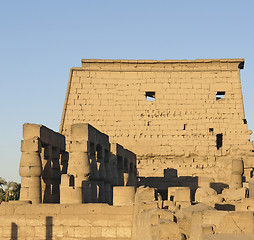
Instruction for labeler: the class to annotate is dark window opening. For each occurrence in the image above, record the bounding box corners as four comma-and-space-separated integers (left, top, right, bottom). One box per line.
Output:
243, 119, 247, 124
238, 62, 244, 69
146, 91, 155, 101
209, 128, 214, 133
216, 134, 223, 150
69, 175, 75, 187
216, 91, 225, 100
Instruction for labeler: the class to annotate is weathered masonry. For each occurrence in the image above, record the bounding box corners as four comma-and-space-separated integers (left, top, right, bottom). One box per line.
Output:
2, 58, 254, 240
60, 59, 254, 187
19, 123, 137, 205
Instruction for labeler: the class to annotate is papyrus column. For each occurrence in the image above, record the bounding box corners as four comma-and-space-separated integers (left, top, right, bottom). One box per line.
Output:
19, 137, 42, 204
230, 159, 244, 190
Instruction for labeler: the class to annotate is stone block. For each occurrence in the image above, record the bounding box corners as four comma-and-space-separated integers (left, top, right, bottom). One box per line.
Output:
60, 204, 88, 215
21, 138, 41, 152
230, 174, 243, 190
19, 226, 35, 238
107, 215, 133, 227
69, 140, 89, 152
101, 205, 134, 215
63, 226, 75, 237
23, 123, 65, 150
168, 187, 191, 202
249, 178, 254, 198
78, 214, 107, 227
217, 212, 254, 235
198, 176, 214, 188
34, 226, 46, 238
136, 186, 155, 201
176, 201, 191, 209
159, 221, 183, 240
102, 227, 117, 238
74, 226, 91, 238
90, 226, 102, 237
116, 226, 132, 238
175, 187, 191, 202
203, 234, 254, 240
27, 205, 61, 215
235, 199, 254, 211
61, 215, 79, 226
222, 187, 247, 202
86, 203, 104, 214
2, 226, 11, 238
60, 186, 82, 204
25, 215, 45, 226
113, 186, 135, 206
195, 187, 222, 203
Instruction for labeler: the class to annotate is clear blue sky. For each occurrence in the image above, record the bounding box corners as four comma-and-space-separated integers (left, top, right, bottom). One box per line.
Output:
1, 1, 254, 182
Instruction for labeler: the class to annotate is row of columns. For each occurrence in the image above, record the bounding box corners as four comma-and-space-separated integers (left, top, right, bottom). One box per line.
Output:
19, 123, 137, 204
19, 124, 66, 204
60, 124, 137, 204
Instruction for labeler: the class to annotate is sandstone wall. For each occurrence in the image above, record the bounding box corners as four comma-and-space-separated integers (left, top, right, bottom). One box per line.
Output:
60, 59, 254, 183
0, 203, 133, 240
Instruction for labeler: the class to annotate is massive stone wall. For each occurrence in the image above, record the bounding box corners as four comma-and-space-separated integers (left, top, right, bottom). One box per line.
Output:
60, 59, 254, 184
0, 203, 133, 240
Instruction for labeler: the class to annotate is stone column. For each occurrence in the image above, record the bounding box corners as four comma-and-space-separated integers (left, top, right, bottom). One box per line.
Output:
60, 174, 82, 204
123, 159, 129, 186
110, 154, 119, 187
104, 150, 112, 204
60, 151, 69, 174
117, 156, 124, 186
19, 137, 42, 204
51, 147, 61, 203
89, 143, 98, 202
41, 145, 53, 203
230, 159, 244, 190
68, 140, 91, 203
127, 163, 136, 186
249, 178, 254, 198
97, 147, 106, 203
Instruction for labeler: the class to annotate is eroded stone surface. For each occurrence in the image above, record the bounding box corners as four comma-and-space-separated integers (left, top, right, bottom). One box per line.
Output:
1, 58, 254, 239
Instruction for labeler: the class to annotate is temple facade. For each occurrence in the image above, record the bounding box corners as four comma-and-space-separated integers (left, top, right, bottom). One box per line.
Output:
60, 59, 254, 188
0, 58, 254, 240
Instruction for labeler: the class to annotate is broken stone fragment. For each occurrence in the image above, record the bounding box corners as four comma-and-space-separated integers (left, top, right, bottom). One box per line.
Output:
195, 187, 222, 205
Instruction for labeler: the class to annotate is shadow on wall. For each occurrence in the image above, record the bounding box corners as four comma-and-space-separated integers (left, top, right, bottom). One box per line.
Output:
11, 216, 53, 240
138, 168, 229, 201
46, 216, 53, 240
11, 223, 17, 240
138, 168, 198, 201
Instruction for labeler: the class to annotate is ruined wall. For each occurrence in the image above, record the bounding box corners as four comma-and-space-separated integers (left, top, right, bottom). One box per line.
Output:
19, 123, 137, 204
60, 59, 254, 184
0, 203, 133, 240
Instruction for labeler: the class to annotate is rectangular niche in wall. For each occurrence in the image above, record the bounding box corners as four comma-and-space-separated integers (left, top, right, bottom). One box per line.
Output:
216, 91, 225, 100
146, 91, 156, 101
216, 134, 223, 150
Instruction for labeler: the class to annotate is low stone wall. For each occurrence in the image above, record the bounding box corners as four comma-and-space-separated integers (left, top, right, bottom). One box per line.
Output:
0, 203, 133, 240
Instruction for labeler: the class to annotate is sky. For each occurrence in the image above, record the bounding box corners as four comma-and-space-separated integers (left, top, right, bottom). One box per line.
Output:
0, 0, 254, 182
